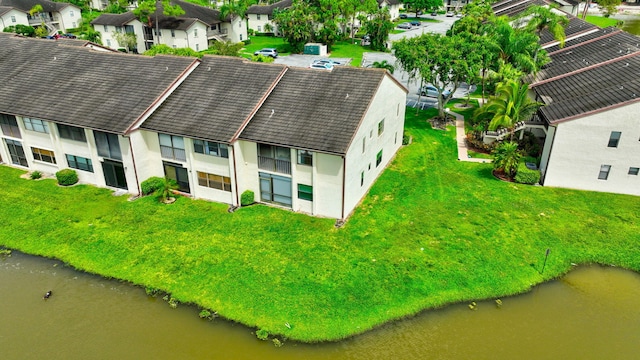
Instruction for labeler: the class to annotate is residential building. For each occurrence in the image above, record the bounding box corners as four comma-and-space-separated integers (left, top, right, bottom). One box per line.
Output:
91, 0, 247, 53
379, 0, 401, 20
0, 0, 81, 34
0, 32, 407, 219
246, 0, 291, 35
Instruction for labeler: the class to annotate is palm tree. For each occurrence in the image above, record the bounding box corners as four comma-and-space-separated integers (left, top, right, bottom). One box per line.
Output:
371, 60, 395, 74
520, 5, 569, 62
474, 80, 541, 140
488, 18, 541, 74
492, 141, 522, 178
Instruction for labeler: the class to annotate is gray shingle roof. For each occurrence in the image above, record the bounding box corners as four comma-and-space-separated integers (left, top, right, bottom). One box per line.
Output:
534, 54, 640, 123
238, 67, 388, 155
0, 5, 16, 15
539, 16, 596, 45
544, 26, 620, 53
90, 12, 138, 26
532, 31, 640, 84
492, 0, 546, 17
0, 35, 197, 134
247, 0, 292, 15
0, 0, 73, 13
141, 57, 286, 143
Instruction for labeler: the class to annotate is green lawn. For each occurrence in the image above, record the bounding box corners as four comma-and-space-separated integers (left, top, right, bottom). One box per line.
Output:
241, 35, 290, 58
1, 108, 639, 343
584, 15, 621, 28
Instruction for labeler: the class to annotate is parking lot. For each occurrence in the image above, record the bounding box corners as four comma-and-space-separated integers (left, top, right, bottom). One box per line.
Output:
272, 12, 464, 110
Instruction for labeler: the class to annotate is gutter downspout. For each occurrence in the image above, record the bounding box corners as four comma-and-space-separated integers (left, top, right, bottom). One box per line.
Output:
127, 136, 141, 195
231, 145, 240, 206
341, 156, 346, 220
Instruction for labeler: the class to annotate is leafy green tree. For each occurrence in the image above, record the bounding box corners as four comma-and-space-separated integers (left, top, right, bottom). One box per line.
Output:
492, 141, 522, 178
337, 0, 377, 41
488, 18, 545, 74
155, 177, 179, 203
371, 60, 394, 74
219, 0, 255, 20
210, 40, 245, 56
4, 24, 36, 37
144, 44, 201, 57
251, 54, 275, 62
519, 5, 568, 62
83, 29, 102, 44
35, 26, 49, 37
272, 0, 315, 53
104, 0, 130, 14
596, 0, 621, 18
133, 0, 185, 45
361, 7, 393, 51
113, 31, 138, 52
473, 80, 541, 140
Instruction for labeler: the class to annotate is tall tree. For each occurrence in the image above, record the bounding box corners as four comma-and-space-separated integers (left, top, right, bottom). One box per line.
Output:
361, 7, 394, 52
133, 0, 185, 45
488, 18, 544, 74
473, 80, 541, 140
520, 5, 568, 62
337, 0, 377, 42
272, 0, 315, 53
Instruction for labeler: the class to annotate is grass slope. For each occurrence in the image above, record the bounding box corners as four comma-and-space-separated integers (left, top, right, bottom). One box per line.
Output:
1, 108, 639, 342
584, 15, 621, 28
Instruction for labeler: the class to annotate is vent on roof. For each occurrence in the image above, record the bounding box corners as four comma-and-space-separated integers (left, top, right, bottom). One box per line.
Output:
269, 109, 274, 118
345, 93, 349, 99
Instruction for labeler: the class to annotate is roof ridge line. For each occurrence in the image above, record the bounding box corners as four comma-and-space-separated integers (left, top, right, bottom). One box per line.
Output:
531, 52, 640, 88
549, 97, 640, 124
546, 28, 621, 55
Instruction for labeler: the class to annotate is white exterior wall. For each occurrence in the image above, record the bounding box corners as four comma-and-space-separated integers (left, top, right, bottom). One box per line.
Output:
1, 9, 29, 30
247, 14, 277, 34
57, 5, 82, 31
542, 103, 640, 196
343, 74, 406, 217
221, 16, 247, 43
130, 130, 236, 203
95, 19, 146, 53
380, 3, 401, 20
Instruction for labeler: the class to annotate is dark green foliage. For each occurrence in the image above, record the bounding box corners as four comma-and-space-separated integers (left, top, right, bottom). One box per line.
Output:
144, 44, 201, 58
155, 177, 179, 202
55, 169, 78, 186
256, 329, 269, 340
514, 163, 541, 184
241, 190, 255, 206
492, 141, 521, 178
141, 176, 165, 195
30, 171, 42, 180
3, 24, 36, 37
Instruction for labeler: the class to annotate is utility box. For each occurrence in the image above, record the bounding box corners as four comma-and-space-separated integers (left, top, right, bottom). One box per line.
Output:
303, 43, 327, 56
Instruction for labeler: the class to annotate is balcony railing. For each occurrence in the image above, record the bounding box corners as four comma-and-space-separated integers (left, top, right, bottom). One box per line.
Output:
258, 156, 291, 175
160, 145, 186, 162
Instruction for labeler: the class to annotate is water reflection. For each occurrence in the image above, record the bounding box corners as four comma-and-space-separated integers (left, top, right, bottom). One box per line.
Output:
1, 252, 639, 359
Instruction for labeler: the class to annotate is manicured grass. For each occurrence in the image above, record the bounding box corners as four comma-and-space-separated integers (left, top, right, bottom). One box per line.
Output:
328, 39, 378, 66
241, 35, 290, 58
1, 108, 639, 343
584, 15, 621, 28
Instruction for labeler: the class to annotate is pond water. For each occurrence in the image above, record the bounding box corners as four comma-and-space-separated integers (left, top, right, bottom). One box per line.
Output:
614, 14, 640, 35
1, 251, 639, 359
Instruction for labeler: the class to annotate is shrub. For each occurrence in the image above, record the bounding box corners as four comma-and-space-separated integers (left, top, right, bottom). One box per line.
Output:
141, 176, 165, 195
55, 169, 78, 186
241, 190, 255, 206
514, 163, 541, 185
30, 170, 42, 180
256, 329, 269, 340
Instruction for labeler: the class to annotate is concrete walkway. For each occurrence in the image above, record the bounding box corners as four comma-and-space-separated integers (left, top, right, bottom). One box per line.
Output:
449, 109, 492, 163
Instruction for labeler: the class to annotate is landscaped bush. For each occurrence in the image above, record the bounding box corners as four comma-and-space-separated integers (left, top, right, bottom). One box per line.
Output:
141, 176, 165, 195
241, 190, 255, 206
55, 169, 78, 186
30, 171, 42, 180
514, 163, 541, 185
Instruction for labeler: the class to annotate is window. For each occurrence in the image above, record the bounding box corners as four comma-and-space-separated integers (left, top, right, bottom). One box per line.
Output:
376, 149, 383, 167
106, 39, 111, 47
11, 15, 16, 23
23, 118, 49, 133
5, 139, 27, 166
194, 29, 198, 38
32, 147, 56, 164
598, 165, 611, 180
116, 26, 124, 33
125, 25, 134, 34
298, 184, 313, 201
70, 10, 74, 17
72, 22, 76, 28
94, 131, 122, 160
239, 21, 242, 28
158, 134, 186, 161
370, 130, 373, 138
57, 124, 86, 142
397, 103, 399, 116
171, 29, 175, 37
197, 171, 231, 191
257, 26, 262, 32
257, 14, 261, 20
104, 25, 108, 32
239, 34, 243, 41
66, 154, 93, 172
360, 171, 364, 186
1, 114, 21, 138
608, 131, 621, 147
196, 44, 200, 51
629, 167, 639, 176
378, 119, 385, 136
193, 140, 228, 158
362, 137, 366, 153
297, 150, 312, 166
211, 24, 217, 30
258, 144, 291, 174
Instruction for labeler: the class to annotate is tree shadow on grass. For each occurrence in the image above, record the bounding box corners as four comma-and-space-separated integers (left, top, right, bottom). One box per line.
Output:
477, 166, 497, 180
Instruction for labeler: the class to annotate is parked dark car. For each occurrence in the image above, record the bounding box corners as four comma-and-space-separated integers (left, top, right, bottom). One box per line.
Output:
254, 48, 278, 58
410, 20, 421, 26
399, 14, 408, 19
397, 22, 412, 29
431, 11, 438, 16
